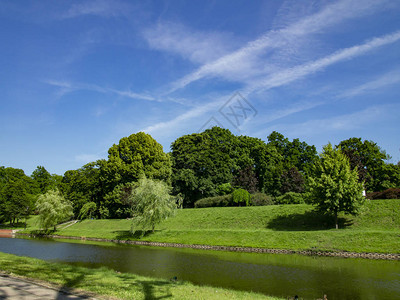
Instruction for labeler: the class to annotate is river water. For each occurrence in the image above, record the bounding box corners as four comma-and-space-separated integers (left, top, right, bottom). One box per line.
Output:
0, 237, 399, 299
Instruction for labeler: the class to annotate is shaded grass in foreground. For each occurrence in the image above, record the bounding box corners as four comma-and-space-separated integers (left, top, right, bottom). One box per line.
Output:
0, 252, 281, 300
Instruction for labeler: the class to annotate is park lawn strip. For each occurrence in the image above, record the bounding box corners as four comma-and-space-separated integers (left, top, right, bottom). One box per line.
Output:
0, 252, 281, 300
23, 200, 400, 254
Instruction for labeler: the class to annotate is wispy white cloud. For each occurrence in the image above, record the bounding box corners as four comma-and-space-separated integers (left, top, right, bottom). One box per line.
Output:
167, 0, 393, 93
143, 22, 237, 64
247, 30, 400, 94
272, 104, 397, 137
142, 29, 400, 138
62, 0, 131, 19
338, 69, 400, 99
45, 80, 156, 102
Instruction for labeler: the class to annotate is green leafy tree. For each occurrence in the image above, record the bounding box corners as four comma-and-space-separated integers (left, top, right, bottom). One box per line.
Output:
267, 131, 317, 173
36, 190, 73, 231
62, 161, 103, 217
308, 144, 364, 229
216, 183, 233, 195
31, 166, 53, 194
232, 188, 251, 206
337, 138, 391, 191
171, 127, 240, 206
0, 167, 36, 226
130, 177, 176, 233
78, 202, 97, 220
172, 127, 284, 205
101, 132, 172, 217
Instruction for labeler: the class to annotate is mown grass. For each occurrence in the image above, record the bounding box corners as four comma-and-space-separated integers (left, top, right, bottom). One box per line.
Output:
0, 252, 281, 300
22, 199, 400, 254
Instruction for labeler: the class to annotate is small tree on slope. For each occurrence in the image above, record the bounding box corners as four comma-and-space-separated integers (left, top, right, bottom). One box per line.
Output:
130, 177, 176, 233
308, 144, 364, 229
36, 190, 73, 231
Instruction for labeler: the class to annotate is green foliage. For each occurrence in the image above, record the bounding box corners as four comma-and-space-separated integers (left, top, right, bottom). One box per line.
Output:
171, 127, 285, 206
62, 161, 104, 218
78, 201, 97, 220
275, 192, 305, 205
31, 166, 57, 194
104, 132, 172, 186
101, 132, 172, 216
232, 188, 251, 206
36, 190, 73, 231
216, 183, 233, 195
267, 131, 318, 173
130, 178, 176, 233
308, 144, 364, 229
194, 194, 232, 208
250, 193, 274, 206
0, 167, 36, 225
337, 137, 391, 191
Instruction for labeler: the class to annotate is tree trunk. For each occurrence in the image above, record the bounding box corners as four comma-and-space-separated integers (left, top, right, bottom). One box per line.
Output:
335, 214, 338, 230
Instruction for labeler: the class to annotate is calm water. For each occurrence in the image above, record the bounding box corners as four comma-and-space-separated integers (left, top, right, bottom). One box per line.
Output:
0, 237, 399, 300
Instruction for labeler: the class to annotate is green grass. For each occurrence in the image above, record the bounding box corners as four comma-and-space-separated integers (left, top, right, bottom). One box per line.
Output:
0, 252, 281, 300
22, 199, 400, 254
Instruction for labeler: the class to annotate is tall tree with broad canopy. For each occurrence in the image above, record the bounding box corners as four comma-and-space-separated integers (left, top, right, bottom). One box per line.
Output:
0, 167, 36, 226
308, 144, 364, 229
36, 190, 73, 231
62, 161, 104, 218
31, 166, 53, 194
267, 131, 318, 173
129, 177, 176, 233
336, 137, 391, 191
101, 132, 172, 217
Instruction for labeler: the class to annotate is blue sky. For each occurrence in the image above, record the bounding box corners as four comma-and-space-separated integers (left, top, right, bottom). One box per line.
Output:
1, 0, 399, 176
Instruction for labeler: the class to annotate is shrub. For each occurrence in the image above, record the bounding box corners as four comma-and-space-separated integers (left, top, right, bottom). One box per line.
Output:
250, 193, 274, 206
216, 183, 233, 195
275, 192, 305, 204
232, 189, 251, 206
194, 194, 232, 208
367, 188, 400, 200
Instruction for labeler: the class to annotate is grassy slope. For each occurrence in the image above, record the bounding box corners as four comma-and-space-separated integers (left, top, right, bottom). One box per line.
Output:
27, 200, 400, 253
0, 252, 280, 300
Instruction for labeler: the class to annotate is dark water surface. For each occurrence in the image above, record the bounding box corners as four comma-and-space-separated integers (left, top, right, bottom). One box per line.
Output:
0, 237, 399, 299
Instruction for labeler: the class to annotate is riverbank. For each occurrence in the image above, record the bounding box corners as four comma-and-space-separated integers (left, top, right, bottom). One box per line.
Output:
0, 252, 282, 300
15, 200, 400, 256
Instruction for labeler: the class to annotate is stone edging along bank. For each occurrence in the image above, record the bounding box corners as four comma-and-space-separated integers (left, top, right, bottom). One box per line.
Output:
17, 233, 400, 261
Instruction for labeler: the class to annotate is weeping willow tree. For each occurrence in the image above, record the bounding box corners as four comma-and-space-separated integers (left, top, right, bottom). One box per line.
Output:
36, 190, 73, 231
129, 177, 176, 233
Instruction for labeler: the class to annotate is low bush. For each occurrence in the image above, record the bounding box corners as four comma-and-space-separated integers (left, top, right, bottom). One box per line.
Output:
194, 194, 232, 208
367, 188, 400, 200
232, 188, 251, 206
275, 192, 305, 204
251, 193, 274, 206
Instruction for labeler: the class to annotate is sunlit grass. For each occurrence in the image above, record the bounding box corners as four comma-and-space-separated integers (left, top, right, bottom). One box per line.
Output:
0, 252, 281, 300
20, 199, 400, 253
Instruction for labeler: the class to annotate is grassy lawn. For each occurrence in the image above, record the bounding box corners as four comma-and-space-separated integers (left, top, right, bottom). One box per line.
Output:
21, 199, 400, 254
0, 252, 281, 300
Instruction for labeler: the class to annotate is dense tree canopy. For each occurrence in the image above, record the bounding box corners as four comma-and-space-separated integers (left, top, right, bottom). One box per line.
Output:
337, 137, 390, 191
308, 144, 364, 229
0, 167, 36, 225
3, 129, 399, 223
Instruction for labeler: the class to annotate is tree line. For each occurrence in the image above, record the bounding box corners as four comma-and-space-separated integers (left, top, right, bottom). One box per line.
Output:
1, 127, 399, 225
